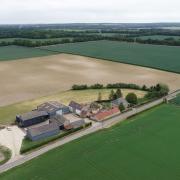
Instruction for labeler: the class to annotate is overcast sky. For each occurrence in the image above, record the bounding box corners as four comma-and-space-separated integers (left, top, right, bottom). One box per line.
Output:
0, 0, 180, 24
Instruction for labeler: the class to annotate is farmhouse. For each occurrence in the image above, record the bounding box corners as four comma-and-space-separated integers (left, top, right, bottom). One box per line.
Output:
91, 107, 120, 121
27, 122, 59, 141
69, 101, 83, 115
111, 98, 129, 109
37, 101, 70, 117
16, 111, 49, 127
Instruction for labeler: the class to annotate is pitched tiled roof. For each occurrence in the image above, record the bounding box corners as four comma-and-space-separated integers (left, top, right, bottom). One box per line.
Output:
92, 107, 120, 121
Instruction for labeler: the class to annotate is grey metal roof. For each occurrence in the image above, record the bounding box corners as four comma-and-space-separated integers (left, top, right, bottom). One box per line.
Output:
27, 122, 59, 137
69, 101, 83, 110
71, 120, 85, 129
37, 101, 68, 114
17, 111, 48, 121
50, 115, 66, 126
112, 98, 129, 107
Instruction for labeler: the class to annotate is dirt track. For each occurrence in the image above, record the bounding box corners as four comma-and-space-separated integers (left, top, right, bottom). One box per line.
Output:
0, 54, 180, 107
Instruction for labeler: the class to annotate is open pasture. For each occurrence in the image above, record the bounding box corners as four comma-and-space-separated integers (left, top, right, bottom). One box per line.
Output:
42, 40, 180, 73
0, 45, 57, 61
1, 104, 180, 180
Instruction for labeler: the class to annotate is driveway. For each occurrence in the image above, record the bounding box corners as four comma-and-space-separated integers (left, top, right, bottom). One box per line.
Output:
0, 126, 25, 158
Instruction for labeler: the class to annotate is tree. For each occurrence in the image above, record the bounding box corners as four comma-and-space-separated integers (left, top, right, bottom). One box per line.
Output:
116, 88, 122, 98
126, 93, 138, 105
142, 85, 147, 91
97, 92, 102, 101
109, 90, 115, 100
119, 103, 125, 112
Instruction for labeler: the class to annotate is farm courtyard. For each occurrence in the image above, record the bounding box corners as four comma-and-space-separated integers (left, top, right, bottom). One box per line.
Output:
1, 103, 180, 180
0, 53, 180, 107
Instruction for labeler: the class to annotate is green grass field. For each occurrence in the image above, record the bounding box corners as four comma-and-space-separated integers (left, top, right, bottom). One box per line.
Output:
0, 45, 57, 61
42, 40, 180, 73
1, 103, 180, 180
137, 35, 180, 40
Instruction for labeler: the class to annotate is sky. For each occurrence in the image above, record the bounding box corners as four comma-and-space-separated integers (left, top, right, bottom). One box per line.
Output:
0, 0, 180, 24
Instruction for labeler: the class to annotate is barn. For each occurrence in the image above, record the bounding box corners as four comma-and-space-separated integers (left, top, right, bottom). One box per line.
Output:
16, 111, 49, 127
37, 101, 70, 117
27, 122, 60, 141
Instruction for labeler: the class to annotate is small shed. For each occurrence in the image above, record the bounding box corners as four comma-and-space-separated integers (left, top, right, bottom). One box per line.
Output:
16, 111, 49, 127
27, 122, 59, 141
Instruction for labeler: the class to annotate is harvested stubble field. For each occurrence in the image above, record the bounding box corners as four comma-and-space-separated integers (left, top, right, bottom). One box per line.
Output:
0, 54, 180, 107
42, 40, 180, 73
1, 104, 180, 180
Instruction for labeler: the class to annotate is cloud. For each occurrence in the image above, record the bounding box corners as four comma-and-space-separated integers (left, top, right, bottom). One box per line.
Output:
0, 0, 180, 24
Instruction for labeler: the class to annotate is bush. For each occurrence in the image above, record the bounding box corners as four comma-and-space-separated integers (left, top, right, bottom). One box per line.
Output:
72, 84, 88, 90
126, 93, 138, 105
90, 83, 104, 89
119, 103, 125, 112
145, 84, 169, 99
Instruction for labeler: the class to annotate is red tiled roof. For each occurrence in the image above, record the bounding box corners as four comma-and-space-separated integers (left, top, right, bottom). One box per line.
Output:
92, 107, 120, 121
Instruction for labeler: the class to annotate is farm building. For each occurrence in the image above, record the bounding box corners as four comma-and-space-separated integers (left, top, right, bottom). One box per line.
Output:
16, 111, 49, 127
27, 122, 60, 141
37, 101, 70, 117
111, 98, 129, 109
69, 101, 84, 115
63, 114, 85, 130
49, 115, 66, 130
91, 107, 120, 121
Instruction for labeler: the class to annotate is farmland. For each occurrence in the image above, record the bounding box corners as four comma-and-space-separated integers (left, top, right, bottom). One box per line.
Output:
42, 40, 180, 73
0, 46, 57, 61
0, 88, 146, 125
0, 54, 180, 107
137, 35, 180, 40
1, 104, 180, 180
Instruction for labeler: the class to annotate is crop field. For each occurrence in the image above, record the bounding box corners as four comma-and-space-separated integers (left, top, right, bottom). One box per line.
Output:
0, 54, 180, 107
0, 46, 57, 61
1, 104, 180, 180
0, 53, 180, 107
137, 35, 180, 40
42, 40, 180, 73
0, 88, 146, 125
